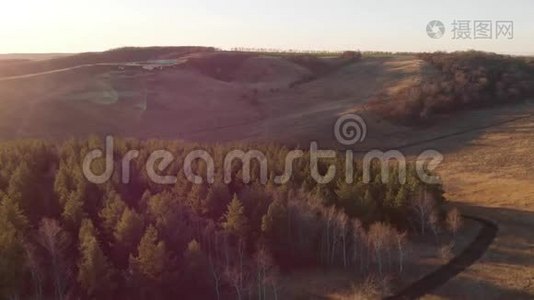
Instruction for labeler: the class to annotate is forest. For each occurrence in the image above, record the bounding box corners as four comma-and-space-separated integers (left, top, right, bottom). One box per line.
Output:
370, 51, 534, 125
0, 137, 453, 299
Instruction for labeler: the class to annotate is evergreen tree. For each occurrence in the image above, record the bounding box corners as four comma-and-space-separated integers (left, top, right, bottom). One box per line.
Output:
112, 206, 144, 270
62, 191, 85, 231
114, 207, 144, 253
129, 225, 169, 282
78, 218, 116, 298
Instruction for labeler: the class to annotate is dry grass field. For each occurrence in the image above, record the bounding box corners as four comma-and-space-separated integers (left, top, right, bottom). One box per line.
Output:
426, 115, 534, 299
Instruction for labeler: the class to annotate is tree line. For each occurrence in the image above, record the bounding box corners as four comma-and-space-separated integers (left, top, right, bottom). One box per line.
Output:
370, 51, 534, 125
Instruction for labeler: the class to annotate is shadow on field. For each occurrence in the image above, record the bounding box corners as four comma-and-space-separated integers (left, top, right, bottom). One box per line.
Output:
387, 202, 534, 299
385, 214, 498, 299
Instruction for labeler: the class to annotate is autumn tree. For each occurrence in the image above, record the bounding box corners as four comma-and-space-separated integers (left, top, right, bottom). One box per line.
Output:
368, 222, 389, 276
222, 194, 249, 239
411, 188, 436, 235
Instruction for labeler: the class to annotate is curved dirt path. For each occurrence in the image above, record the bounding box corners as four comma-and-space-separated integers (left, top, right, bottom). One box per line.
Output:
385, 215, 498, 300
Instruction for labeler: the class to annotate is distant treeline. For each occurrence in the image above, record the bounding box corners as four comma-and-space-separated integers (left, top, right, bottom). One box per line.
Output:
370, 51, 534, 125
231, 47, 416, 58
0, 138, 450, 299
231, 47, 353, 57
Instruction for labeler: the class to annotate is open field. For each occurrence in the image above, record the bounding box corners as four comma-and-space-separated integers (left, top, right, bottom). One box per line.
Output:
0, 53, 72, 62
427, 115, 534, 299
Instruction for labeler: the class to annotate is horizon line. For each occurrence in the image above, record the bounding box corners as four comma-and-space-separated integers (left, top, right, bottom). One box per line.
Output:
0, 46, 533, 57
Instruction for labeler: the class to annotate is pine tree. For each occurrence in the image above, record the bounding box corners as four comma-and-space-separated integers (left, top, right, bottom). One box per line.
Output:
62, 191, 85, 231
129, 225, 169, 281
114, 207, 144, 252
77, 218, 116, 298
222, 194, 248, 239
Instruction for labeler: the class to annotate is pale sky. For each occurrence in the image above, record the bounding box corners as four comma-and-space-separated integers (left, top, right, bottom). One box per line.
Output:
1, 0, 533, 54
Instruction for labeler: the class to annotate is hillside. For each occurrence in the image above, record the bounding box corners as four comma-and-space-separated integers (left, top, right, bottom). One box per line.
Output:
0, 47, 215, 77
0, 49, 404, 142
